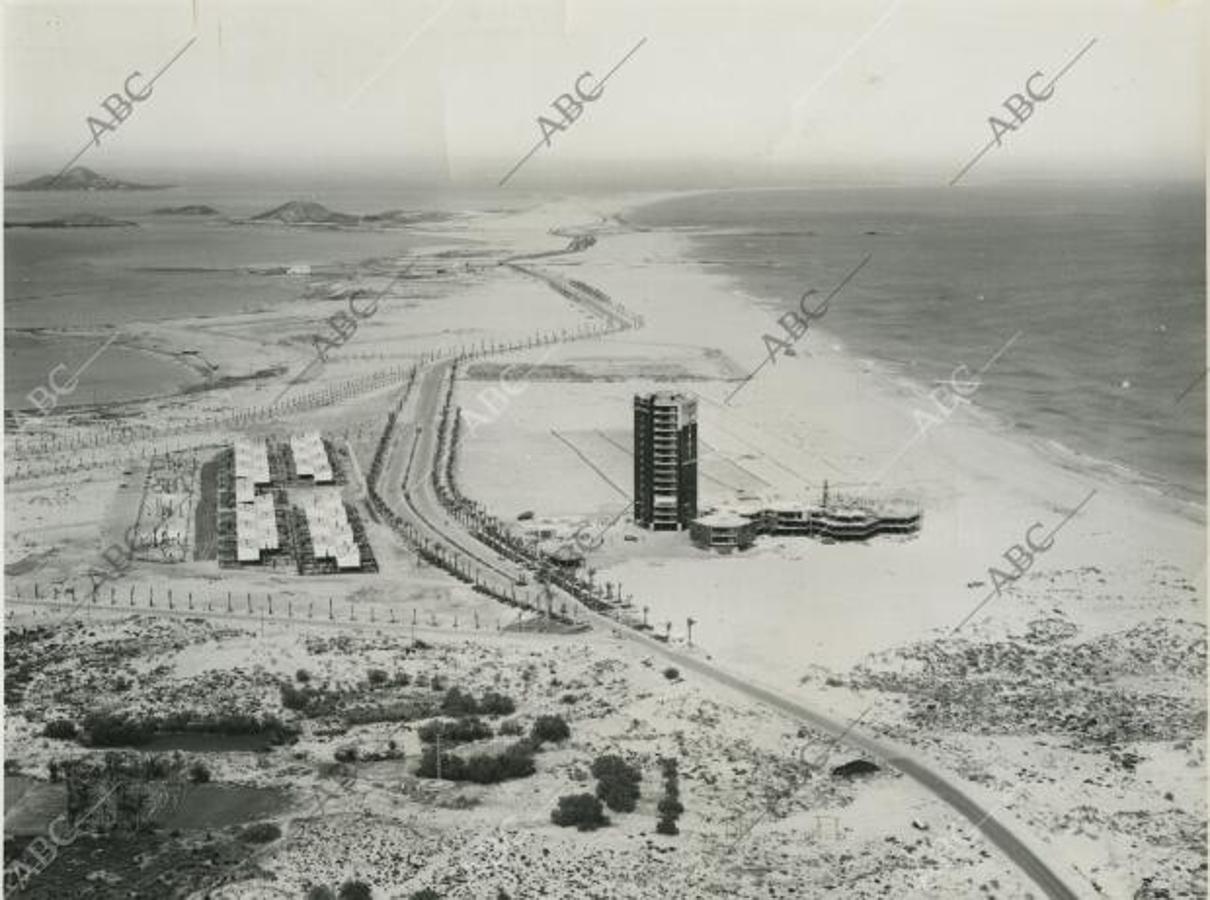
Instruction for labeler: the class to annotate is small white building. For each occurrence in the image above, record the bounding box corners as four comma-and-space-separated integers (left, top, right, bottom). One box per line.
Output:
291, 432, 334, 483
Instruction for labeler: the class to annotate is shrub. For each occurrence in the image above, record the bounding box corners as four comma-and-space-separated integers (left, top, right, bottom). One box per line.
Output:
656, 754, 683, 836
592, 755, 641, 813
296, 668, 312, 683
498, 718, 524, 736
367, 668, 388, 687
307, 887, 336, 900
530, 714, 570, 745
280, 683, 308, 710
240, 821, 282, 844
478, 692, 516, 716
82, 712, 154, 747
551, 793, 609, 831
417, 717, 492, 745
597, 777, 639, 813
655, 817, 679, 836
334, 746, 359, 763
408, 890, 440, 900
657, 796, 684, 818
339, 881, 374, 900
662, 667, 680, 681
439, 687, 479, 716
189, 760, 212, 783
591, 755, 639, 784
417, 741, 535, 784
43, 719, 78, 740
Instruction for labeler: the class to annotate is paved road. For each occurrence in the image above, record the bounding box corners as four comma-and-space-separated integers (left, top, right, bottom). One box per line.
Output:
374, 273, 1084, 900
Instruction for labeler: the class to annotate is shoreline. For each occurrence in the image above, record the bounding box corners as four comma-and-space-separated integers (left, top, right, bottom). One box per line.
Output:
618, 188, 1207, 519
4, 328, 210, 412
456, 197, 1205, 670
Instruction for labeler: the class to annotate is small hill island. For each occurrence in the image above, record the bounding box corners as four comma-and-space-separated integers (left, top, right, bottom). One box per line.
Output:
7, 166, 171, 191
153, 204, 221, 216
5, 213, 139, 229
248, 200, 452, 227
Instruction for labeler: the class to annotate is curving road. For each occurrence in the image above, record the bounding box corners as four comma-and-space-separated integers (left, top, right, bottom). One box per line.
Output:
367, 263, 1085, 900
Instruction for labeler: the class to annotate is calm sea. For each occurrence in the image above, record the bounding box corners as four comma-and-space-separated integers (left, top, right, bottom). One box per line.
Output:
3, 178, 525, 410
630, 184, 1206, 505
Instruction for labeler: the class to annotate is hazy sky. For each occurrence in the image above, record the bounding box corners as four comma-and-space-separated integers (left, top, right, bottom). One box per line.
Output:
3, 0, 1205, 187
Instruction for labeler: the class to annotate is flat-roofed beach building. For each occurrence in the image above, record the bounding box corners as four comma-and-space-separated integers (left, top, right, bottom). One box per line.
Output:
291, 432, 334, 483
690, 494, 922, 552
235, 493, 280, 563
298, 487, 359, 569
689, 511, 757, 551
234, 437, 270, 486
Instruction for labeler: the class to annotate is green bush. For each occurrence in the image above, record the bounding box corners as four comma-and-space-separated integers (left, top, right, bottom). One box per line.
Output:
240, 821, 282, 844
417, 742, 535, 784
343, 699, 433, 727
417, 716, 492, 745
590, 755, 640, 784
657, 796, 684, 818
189, 760, 212, 783
551, 793, 609, 831
498, 718, 524, 736
530, 714, 570, 745
43, 719, 78, 740
655, 817, 679, 836
479, 692, 516, 716
656, 755, 683, 836
296, 668, 312, 683
306, 886, 336, 900
334, 746, 359, 763
367, 668, 388, 687
663, 667, 680, 681
439, 687, 479, 715
339, 880, 374, 900
591, 754, 641, 813
82, 712, 154, 747
597, 778, 639, 813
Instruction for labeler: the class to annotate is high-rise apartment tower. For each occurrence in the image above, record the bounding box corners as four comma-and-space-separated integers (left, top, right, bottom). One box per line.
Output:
633, 392, 698, 530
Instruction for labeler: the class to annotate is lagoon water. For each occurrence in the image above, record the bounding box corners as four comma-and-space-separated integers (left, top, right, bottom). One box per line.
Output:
3, 178, 515, 410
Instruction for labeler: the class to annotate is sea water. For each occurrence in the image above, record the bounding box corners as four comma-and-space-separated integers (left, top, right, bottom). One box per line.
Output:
630, 183, 1206, 505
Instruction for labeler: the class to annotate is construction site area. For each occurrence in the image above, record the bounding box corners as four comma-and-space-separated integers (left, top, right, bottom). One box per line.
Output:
205, 433, 378, 575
